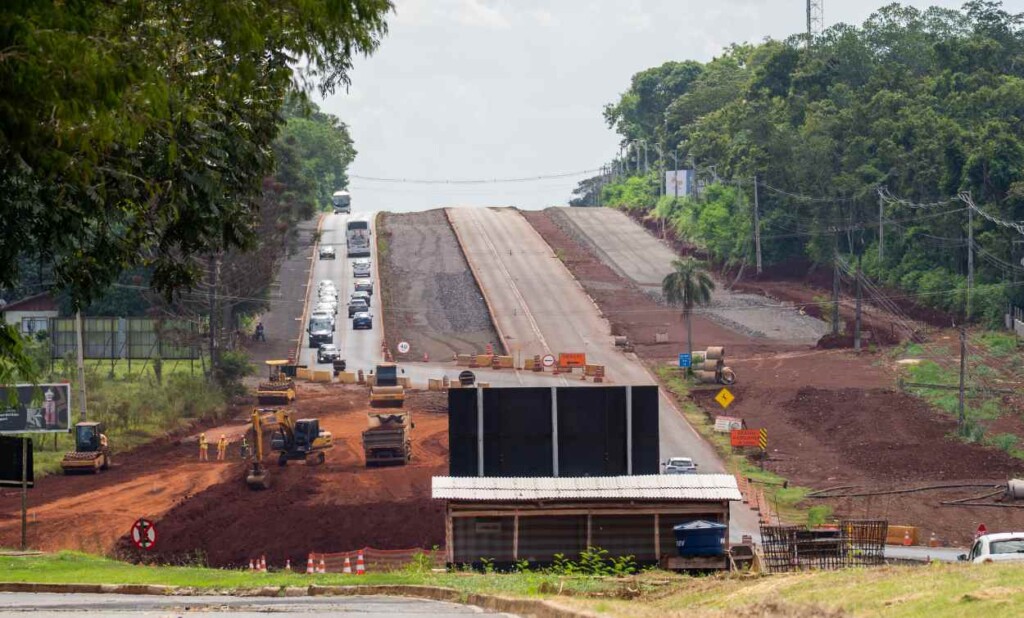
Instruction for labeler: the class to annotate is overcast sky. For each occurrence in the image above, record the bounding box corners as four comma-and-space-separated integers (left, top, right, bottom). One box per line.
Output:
315, 0, 970, 213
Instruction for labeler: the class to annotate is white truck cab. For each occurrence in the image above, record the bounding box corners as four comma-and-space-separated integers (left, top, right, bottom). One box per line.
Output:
960, 533, 1024, 563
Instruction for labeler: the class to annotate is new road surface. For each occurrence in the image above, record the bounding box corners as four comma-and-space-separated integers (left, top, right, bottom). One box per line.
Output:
447, 206, 761, 542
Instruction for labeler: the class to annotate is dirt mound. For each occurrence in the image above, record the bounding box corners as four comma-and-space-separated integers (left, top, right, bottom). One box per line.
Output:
377, 209, 500, 360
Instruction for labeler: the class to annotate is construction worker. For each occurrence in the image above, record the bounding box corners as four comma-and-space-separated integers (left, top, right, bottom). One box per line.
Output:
217, 434, 228, 461
239, 436, 250, 459
198, 432, 208, 461
254, 321, 266, 342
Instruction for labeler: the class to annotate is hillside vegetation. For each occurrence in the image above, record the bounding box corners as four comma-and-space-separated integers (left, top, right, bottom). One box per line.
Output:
584, 1, 1024, 327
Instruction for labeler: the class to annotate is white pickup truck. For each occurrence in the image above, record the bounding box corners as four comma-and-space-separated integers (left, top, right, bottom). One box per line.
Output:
960, 533, 1024, 563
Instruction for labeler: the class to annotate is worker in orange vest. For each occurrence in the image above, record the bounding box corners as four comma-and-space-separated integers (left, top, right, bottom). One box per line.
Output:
217, 434, 228, 461
198, 432, 208, 461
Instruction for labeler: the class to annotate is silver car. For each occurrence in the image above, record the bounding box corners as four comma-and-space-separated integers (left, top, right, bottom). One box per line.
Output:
662, 457, 698, 474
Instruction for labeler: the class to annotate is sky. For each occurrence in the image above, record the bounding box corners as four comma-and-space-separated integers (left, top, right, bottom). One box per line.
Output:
314, 0, 971, 213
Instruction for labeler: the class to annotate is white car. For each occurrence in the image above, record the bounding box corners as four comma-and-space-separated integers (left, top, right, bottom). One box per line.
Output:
314, 302, 337, 316
311, 310, 334, 327
961, 533, 1024, 563
352, 259, 371, 278
662, 457, 698, 474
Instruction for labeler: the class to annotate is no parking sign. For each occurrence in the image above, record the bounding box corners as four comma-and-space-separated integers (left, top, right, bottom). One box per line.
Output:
130, 518, 157, 551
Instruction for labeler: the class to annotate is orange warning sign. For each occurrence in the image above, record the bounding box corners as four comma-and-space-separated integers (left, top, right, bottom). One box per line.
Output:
558, 353, 587, 368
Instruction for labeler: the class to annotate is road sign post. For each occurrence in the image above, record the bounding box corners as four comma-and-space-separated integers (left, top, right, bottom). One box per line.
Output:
397, 341, 410, 355
130, 518, 157, 551
678, 353, 691, 368
715, 388, 735, 409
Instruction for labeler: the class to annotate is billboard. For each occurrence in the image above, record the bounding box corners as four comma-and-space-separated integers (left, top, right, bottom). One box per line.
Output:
0, 383, 72, 433
0, 436, 34, 487
665, 169, 695, 198
448, 386, 659, 477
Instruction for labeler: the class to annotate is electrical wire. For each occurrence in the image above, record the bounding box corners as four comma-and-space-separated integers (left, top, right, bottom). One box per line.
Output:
349, 168, 604, 185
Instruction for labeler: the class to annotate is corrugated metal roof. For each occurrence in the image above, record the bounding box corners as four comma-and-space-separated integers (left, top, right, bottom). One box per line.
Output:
431, 475, 741, 502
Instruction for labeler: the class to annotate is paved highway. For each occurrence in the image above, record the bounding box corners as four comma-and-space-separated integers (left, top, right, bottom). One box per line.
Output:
447, 207, 760, 541
0, 593, 511, 616
300, 212, 384, 374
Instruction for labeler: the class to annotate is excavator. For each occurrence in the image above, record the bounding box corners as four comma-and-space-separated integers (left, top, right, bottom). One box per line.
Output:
246, 408, 334, 490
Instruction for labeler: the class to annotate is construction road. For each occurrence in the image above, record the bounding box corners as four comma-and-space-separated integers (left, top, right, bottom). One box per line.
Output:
447, 207, 760, 541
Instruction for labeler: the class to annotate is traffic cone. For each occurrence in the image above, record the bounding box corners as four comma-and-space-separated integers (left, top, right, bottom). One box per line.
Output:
356, 552, 365, 575
424, 352, 429, 362
260, 555, 267, 572
306, 555, 315, 574
285, 559, 291, 571
902, 529, 912, 546
928, 532, 940, 548
248, 559, 255, 571
318, 558, 326, 574
343, 557, 352, 574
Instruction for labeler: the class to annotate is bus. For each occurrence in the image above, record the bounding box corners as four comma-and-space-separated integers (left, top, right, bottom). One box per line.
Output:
346, 217, 371, 257
332, 190, 351, 214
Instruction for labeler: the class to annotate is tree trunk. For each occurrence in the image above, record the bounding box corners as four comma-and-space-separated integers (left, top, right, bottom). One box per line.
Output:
685, 308, 693, 374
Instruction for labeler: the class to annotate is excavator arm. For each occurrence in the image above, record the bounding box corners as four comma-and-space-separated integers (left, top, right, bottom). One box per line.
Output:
246, 409, 270, 490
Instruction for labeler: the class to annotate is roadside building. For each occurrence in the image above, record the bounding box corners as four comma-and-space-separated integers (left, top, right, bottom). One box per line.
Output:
0, 293, 59, 335
432, 474, 741, 568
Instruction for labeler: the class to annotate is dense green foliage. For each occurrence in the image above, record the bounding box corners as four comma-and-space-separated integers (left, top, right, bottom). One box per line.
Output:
591, 1, 1024, 324
0, 0, 390, 381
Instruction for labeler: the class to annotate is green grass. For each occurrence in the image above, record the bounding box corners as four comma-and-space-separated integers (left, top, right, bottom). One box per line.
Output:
974, 332, 1020, 357
655, 366, 829, 526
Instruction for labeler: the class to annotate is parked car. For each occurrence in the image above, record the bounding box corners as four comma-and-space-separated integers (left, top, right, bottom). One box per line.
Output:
352, 259, 372, 278
354, 280, 374, 296
960, 533, 1024, 563
317, 343, 342, 364
352, 312, 373, 330
348, 297, 370, 318
662, 457, 698, 474
319, 245, 336, 260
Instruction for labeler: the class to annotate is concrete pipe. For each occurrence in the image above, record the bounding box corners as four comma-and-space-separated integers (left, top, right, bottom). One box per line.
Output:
695, 370, 719, 383
1008, 479, 1024, 500
705, 346, 726, 360
719, 367, 737, 385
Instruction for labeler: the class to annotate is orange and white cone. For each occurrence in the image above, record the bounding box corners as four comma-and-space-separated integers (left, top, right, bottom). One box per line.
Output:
343, 557, 352, 574
306, 555, 315, 574
356, 552, 365, 575
285, 559, 291, 571
318, 558, 326, 574
248, 559, 255, 571
260, 556, 267, 572
902, 530, 912, 546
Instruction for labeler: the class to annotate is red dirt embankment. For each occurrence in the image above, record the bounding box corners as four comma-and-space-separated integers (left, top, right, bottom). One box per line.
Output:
526, 208, 1024, 546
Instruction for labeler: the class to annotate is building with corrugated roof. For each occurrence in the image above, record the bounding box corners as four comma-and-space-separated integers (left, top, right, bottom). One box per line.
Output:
432, 474, 741, 568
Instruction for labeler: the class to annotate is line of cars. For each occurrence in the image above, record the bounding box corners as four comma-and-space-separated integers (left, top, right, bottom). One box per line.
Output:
307, 254, 376, 366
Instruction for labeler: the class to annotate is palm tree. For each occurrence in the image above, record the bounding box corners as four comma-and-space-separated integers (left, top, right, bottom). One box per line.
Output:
662, 258, 716, 369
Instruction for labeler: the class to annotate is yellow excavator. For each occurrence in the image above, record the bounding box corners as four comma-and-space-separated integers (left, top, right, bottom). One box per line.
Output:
256, 360, 295, 405
246, 408, 334, 490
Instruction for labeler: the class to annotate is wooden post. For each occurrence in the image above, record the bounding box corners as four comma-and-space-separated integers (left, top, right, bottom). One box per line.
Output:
653, 513, 660, 561
21, 437, 28, 551
445, 505, 454, 564
513, 513, 520, 562
626, 386, 633, 475
551, 387, 559, 477
586, 513, 593, 550
831, 244, 841, 336
476, 387, 484, 476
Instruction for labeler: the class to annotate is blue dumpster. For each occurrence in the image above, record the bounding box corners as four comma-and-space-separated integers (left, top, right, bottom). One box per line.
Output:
673, 520, 726, 557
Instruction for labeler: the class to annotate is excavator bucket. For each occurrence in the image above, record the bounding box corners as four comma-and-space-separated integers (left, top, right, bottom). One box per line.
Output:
246, 466, 270, 490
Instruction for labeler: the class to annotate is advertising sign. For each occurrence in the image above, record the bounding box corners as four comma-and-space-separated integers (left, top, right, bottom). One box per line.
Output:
0, 436, 34, 488
0, 383, 72, 433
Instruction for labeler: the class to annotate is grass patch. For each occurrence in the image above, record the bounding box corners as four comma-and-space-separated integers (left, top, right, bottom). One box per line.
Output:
974, 332, 1020, 357
654, 365, 827, 526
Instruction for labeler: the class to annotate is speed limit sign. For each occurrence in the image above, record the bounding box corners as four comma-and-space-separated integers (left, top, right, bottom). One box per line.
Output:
130, 518, 157, 551
397, 341, 410, 354
542, 354, 556, 368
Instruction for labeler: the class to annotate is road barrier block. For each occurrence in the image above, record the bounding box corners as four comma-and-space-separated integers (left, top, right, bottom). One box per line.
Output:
399, 377, 411, 388
311, 370, 333, 383
522, 358, 536, 371
584, 364, 603, 377
295, 367, 313, 381
475, 354, 493, 367
336, 371, 357, 384
428, 379, 442, 391
494, 356, 514, 369
456, 354, 473, 367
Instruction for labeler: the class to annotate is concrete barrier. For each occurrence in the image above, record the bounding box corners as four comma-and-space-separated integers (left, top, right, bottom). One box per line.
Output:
295, 367, 313, 381
522, 358, 536, 371
336, 371, 357, 384
456, 354, 473, 367
428, 379, 443, 391
311, 370, 333, 383
493, 356, 514, 369
475, 354, 493, 367
399, 377, 411, 388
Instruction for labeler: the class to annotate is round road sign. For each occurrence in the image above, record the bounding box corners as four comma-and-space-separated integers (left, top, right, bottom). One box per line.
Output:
130, 518, 157, 551
542, 354, 556, 368
397, 341, 410, 354
458, 370, 476, 386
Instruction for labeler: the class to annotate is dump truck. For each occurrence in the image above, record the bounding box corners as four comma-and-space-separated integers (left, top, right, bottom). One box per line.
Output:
369, 362, 405, 407
362, 412, 412, 466
256, 360, 296, 405
61, 422, 111, 474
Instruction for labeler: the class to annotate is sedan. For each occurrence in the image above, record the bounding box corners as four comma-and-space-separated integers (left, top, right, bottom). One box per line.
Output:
319, 246, 336, 260
317, 344, 341, 364
662, 457, 698, 474
348, 297, 369, 318
354, 281, 373, 296
352, 312, 373, 330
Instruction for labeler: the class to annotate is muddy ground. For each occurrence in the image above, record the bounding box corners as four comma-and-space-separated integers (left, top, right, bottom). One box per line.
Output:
1, 386, 447, 567
525, 208, 1024, 546
378, 210, 500, 361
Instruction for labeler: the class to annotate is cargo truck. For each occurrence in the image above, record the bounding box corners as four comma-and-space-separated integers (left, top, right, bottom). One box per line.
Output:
362, 412, 412, 466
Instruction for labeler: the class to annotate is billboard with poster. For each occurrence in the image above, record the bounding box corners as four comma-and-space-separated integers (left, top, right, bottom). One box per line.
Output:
0, 384, 72, 433
665, 169, 695, 198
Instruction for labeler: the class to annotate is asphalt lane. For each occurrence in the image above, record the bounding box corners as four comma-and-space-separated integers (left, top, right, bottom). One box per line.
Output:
0, 593, 511, 616
301, 212, 384, 375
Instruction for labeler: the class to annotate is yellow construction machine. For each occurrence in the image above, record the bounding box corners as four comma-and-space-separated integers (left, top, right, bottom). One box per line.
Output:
245, 408, 334, 490
60, 422, 111, 474
369, 362, 405, 408
256, 360, 295, 405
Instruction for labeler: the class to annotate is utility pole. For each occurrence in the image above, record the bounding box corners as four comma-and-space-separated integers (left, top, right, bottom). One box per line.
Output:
958, 326, 967, 433
854, 255, 863, 352
753, 175, 763, 275
967, 205, 974, 319
878, 194, 884, 263
75, 310, 87, 422
832, 237, 840, 337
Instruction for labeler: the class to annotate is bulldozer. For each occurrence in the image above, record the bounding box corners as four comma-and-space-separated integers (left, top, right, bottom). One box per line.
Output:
369, 362, 405, 408
60, 422, 111, 474
256, 359, 296, 405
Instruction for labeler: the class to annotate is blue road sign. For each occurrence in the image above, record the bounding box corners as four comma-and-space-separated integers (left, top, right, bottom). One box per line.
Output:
679, 353, 691, 368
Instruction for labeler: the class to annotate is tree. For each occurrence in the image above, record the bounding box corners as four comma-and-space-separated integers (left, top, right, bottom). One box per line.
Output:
662, 258, 716, 366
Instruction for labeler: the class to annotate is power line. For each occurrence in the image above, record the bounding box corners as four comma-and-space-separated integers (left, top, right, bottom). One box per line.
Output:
349, 168, 604, 185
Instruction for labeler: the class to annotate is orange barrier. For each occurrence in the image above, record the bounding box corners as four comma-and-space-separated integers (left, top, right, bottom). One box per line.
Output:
309, 547, 445, 573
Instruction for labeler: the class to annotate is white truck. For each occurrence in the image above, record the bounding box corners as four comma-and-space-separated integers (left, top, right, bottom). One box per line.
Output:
346, 218, 371, 257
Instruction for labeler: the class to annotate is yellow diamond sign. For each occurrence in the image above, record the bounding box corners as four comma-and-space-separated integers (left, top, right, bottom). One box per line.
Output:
714, 388, 735, 409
